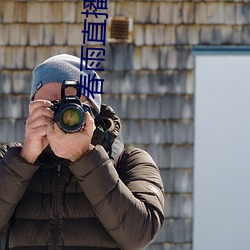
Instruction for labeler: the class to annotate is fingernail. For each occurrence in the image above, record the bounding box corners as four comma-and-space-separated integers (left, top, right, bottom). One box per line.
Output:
44, 100, 51, 105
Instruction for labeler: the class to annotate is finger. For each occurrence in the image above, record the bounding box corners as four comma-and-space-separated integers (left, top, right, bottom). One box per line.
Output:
25, 125, 48, 139
29, 100, 52, 114
83, 112, 95, 135
26, 115, 54, 130
28, 106, 54, 124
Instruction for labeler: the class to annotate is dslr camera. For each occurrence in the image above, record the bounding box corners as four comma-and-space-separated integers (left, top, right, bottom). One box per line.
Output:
50, 80, 92, 133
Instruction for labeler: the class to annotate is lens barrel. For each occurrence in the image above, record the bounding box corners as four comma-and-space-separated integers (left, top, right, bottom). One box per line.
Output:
55, 103, 85, 133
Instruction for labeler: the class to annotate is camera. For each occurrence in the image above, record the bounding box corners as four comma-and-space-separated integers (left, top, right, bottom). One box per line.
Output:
50, 80, 92, 133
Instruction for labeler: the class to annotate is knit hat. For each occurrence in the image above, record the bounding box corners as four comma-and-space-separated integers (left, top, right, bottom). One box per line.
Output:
30, 54, 102, 113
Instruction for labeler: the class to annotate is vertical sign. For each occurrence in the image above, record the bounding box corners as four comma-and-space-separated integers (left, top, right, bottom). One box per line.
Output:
79, 0, 108, 99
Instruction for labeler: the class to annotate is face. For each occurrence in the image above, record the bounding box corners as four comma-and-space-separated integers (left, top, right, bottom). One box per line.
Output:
34, 82, 88, 103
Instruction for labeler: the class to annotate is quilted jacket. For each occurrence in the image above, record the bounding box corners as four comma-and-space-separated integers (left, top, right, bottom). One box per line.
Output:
0, 105, 164, 250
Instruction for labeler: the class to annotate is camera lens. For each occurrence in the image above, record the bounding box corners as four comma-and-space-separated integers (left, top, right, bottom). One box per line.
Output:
55, 104, 85, 133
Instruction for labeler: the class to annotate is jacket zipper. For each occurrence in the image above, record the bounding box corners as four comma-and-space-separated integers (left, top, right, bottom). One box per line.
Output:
52, 161, 62, 250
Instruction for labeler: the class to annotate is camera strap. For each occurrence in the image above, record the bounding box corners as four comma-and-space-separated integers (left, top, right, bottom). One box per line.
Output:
93, 111, 113, 160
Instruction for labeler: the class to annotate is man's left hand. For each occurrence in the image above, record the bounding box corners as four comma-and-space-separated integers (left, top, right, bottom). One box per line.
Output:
46, 112, 95, 162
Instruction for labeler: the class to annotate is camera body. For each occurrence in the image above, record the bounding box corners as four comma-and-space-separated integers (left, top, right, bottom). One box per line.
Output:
50, 80, 92, 133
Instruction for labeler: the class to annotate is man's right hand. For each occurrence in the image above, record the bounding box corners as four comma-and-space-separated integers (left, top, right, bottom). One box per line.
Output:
20, 100, 54, 164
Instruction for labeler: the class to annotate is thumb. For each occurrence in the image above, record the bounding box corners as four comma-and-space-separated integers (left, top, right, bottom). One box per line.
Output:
83, 112, 95, 136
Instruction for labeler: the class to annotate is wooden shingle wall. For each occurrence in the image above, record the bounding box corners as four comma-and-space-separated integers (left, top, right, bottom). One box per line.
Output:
0, 1, 250, 249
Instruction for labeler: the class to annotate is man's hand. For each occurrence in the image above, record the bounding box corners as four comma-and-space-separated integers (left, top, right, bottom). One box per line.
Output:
21, 100, 54, 164
46, 112, 95, 162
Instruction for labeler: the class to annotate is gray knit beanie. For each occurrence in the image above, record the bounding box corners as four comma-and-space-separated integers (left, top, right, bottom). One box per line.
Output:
30, 54, 102, 113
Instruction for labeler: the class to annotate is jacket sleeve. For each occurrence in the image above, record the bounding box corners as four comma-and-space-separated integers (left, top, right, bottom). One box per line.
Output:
0, 143, 39, 235
69, 145, 164, 250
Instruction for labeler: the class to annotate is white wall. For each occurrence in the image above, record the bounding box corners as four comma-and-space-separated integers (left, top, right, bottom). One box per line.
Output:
194, 54, 250, 250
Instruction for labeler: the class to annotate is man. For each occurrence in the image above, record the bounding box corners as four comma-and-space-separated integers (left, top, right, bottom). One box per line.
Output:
0, 54, 164, 250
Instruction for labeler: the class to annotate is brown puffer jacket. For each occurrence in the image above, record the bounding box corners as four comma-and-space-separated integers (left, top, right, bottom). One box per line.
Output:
0, 105, 164, 250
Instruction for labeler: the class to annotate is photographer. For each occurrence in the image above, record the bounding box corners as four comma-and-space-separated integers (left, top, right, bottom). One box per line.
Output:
0, 54, 164, 250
